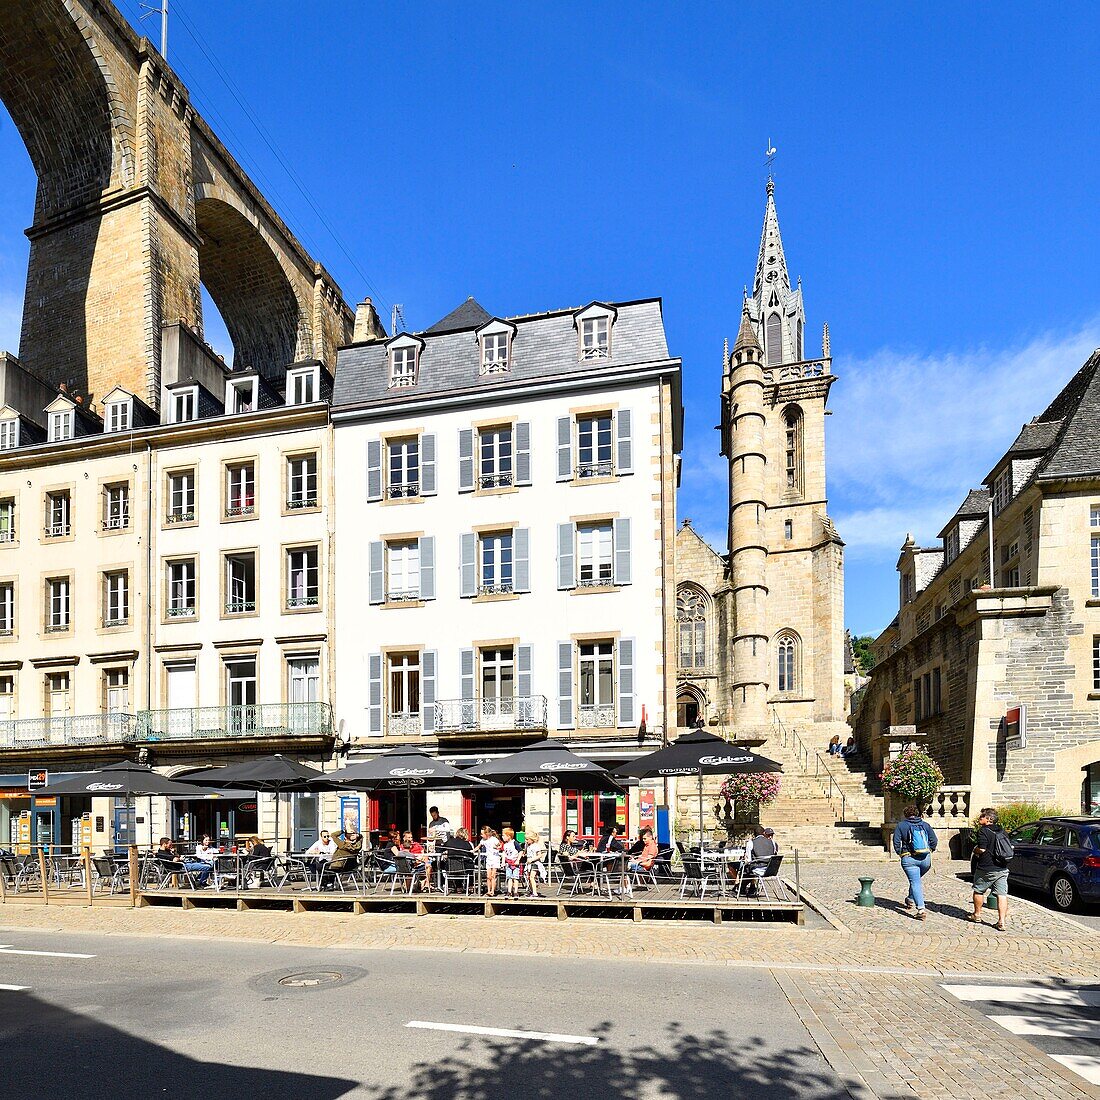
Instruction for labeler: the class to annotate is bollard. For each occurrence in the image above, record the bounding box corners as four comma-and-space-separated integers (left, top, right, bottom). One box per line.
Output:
984, 893, 999, 911
38, 847, 49, 906
857, 875, 875, 907
128, 844, 139, 908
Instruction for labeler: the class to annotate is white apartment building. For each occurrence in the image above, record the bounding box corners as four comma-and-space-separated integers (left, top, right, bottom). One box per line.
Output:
332, 298, 682, 845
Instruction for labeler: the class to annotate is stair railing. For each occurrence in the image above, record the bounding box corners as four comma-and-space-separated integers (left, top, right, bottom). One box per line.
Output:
770, 708, 847, 823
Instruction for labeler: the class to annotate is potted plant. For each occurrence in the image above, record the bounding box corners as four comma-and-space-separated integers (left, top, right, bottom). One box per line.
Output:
879, 745, 944, 811
715, 772, 782, 841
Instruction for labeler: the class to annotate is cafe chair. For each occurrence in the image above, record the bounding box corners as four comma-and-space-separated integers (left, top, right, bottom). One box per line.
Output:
678, 854, 711, 899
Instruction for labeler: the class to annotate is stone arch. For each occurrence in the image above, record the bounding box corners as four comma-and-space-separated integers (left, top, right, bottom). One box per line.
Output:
676, 682, 707, 729
871, 697, 893, 769
676, 582, 711, 671
194, 194, 305, 378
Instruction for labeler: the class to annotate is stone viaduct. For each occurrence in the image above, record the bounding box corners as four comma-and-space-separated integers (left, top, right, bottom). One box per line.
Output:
0, 0, 353, 407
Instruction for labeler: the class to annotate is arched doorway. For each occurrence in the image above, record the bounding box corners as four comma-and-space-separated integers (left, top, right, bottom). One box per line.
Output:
676, 684, 706, 729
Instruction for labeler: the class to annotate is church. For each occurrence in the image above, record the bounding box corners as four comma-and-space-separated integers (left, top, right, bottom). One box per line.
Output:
676, 180, 847, 744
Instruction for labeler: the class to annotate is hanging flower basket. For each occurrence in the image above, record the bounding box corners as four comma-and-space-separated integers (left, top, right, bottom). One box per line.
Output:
719, 772, 781, 807
879, 745, 944, 805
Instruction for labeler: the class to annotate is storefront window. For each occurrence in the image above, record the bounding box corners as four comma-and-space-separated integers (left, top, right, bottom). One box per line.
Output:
563, 789, 627, 842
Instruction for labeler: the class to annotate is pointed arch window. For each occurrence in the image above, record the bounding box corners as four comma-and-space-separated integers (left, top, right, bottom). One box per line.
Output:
776, 631, 800, 694
796, 317, 804, 361
676, 586, 708, 670
766, 313, 783, 366
783, 405, 804, 496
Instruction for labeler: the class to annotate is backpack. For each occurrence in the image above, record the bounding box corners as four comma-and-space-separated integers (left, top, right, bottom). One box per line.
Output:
906, 821, 931, 858
989, 828, 1014, 868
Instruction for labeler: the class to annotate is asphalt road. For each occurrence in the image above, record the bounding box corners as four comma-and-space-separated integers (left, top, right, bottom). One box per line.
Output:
1009, 883, 1100, 932
0, 929, 851, 1099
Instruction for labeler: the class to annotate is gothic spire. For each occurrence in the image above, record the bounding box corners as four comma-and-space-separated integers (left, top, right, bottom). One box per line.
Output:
752, 178, 790, 299
733, 304, 760, 353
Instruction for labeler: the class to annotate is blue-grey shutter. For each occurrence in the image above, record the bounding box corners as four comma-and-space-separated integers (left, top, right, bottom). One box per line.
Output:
616, 409, 633, 475
613, 517, 632, 586
418, 536, 435, 600
556, 417, 572, 481
514, 527, 530, 593
421, 433, 437, 495
367, 439, 382, 502
515, 421, 531, 486
557, 522, 575, 590
557, 642, 574, 729
517, 644, 533, 698
618, 637, 635, 727
367, 653, 383, 735
460, 648, 476, 729
422, 650, 437, 733
460, 532, 476, 597
459, 429, 475, 492
368, 540, 385, 604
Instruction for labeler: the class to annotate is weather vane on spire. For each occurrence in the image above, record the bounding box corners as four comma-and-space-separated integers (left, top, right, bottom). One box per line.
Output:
764, 138, 777, 191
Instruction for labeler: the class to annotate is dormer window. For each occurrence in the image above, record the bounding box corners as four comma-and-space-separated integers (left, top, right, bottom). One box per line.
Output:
992, 468, 1011, 515
105, 399, 131, 433
945, 526, 960, 563
287, 365, 320, 406
481, 332, 509, 373
0, 419, 18, 450
48, 409, 73, 442
171, 387, 197, 424
574, 303, 617, 362
227, 377, 257, 414
390, 346, 418, 388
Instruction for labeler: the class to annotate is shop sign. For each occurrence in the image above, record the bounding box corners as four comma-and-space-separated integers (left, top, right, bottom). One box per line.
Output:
1004, 704, 1026, 751
27, 769, 48, 791
238, 801, 258, 812
639, 788, 656, 830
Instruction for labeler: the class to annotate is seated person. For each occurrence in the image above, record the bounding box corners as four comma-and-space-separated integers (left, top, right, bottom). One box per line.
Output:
244, 835, 272, 860
557, 830, 585, 862
442, 827, 474, 857
400, 830, 432, 887
318, 828, 363, 889
595, 826, 624, 854
628, 827, 658, 879
194, 835, 218, 865
827, 734, 843, 756
841, 736, 858, 758
303, 830, 337, 875
740, 827, 779, 892
157, 837, 211, 887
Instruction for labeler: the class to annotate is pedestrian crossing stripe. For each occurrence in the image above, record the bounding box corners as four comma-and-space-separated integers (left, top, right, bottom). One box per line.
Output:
941, 984, 1100, 1008
988, 1014, 1100, 1041
1050, 1056, 1100, 1087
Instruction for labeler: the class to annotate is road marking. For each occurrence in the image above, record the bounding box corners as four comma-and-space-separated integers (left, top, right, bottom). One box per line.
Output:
941, 984, 1100, 1007
1050, 1056, 1100, 1086
0, 946, 95, 959
407, 1021, 598, 1046
989, 1014, 1100, 1040
0, 984, 29, 991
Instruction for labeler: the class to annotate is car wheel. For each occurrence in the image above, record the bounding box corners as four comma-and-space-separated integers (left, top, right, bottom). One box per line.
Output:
1050, 873, 1078, 912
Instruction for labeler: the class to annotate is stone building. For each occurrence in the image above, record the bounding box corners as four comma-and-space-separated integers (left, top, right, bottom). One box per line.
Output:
851, 350, 1100, 821
675, 181, 847, 745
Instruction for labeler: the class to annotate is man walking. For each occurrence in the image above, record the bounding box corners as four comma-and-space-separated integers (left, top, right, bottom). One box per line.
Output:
970, 807, 1010, 931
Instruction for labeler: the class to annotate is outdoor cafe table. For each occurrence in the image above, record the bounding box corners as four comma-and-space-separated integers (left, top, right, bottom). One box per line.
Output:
697, 848, 745, 895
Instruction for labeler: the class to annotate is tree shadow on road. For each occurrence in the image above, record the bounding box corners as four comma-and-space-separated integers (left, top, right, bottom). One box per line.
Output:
365, 1021, 862, 1100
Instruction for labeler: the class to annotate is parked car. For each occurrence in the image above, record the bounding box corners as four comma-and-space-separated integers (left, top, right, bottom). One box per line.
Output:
1007, 817, 1100, 911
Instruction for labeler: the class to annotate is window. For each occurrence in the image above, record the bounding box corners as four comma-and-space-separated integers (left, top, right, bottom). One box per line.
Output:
578, 641, 615, 727
167, 470, 196, 523
105, 400, 130, 433
577, 522, 613, 586
171, 387, 196, 424
766, 313, 783, 366
46, 577, 70, 631
479, 427, 513, 489
390, 345, 418, 388
287, 366, 318, 405
1093, 636, 1099, 692
563, 789, 627, 844
479, 532, 514, 594
48, 410, 73, 442
287, 453, 319, 509
0, 675, 13, 723
104, 571, 129, 627
286, 546, 320, 608
226, 657, 258, 733
784, 518, 793, 540
580, 316, 610, 360
226, 462, 256, 517
915, 668, 943, 720
902, 572, 914, 605
577, 415, 613, 478
992, 468, 1011, 515
227, 378, 256, 414
0, 582, 13, 635
45, 491, 71, 538
103, 483, 129, 530
481, 332, 510, 374
224, 552, 257, 614
0, 498, 15, 543
796, 317, 804, 361
0, 419, 19, 450
388, 652, 421, 734
776, 633, 798, 693
481, 646, 515, 703
167, 559, 196, 618
784, 406, 804, 495
1091, 506, 1100, 599
945, 526, 960, 563
288, 657, 320, 705
105, 668, 129, 713
386, 540, 421, 600
677, 587, 707, 669
45, 671, 70, 718
387, 438, 419, 498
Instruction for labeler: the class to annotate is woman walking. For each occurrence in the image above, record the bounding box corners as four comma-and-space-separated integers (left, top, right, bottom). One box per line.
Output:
892, 803, 937, 920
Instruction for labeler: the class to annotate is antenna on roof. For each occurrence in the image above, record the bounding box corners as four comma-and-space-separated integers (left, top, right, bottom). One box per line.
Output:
391, 304, 405, 335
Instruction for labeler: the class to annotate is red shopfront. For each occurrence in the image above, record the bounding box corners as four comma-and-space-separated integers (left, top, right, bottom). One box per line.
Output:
562, 788, 628, 843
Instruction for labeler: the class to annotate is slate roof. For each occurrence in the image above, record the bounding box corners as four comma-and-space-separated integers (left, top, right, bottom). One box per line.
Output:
1036, 350, 1100, 481
1006, 419, 1062, 455
937, 488, 989, 538
424, 298, 493, 335
333, 298, 673, 410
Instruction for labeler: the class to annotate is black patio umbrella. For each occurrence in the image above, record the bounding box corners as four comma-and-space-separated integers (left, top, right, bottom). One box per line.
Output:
176, 754, 335, 852
36, 761, 222, 848
466, 739, 622, 843
315, 745, 491, 832
612, 730, 782, 846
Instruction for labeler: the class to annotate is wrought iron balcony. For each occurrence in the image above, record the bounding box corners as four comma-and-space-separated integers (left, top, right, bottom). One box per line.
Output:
139, 702, 333, 742
385, 590, 421, 603
286, 496, 319, 510
386, 482, 420, 499
0, 527, 14, 543
478, 472, 513, 489
286, 594, 320, 609
387, 711, 422, 737
102, 513, 130, 531
434, 695, 548, 734
0, 712, 140, 750
224, 600, 257, 615
166, 511, 195, 525
477, 581, 513, 596
578, 704, 616, 728
44, 522, 71, 538
575, 460, 614, 479
166, 605, 196, 619
224, 503, 255, 518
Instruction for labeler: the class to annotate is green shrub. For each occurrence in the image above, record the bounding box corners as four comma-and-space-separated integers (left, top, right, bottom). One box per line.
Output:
969, 800, 1068, 838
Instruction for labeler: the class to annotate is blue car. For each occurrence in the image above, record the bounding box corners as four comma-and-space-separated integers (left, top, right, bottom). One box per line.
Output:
1007, 817, 1100, 911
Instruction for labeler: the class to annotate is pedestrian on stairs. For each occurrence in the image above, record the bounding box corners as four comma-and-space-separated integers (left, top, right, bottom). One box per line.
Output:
892, 804, 937, 920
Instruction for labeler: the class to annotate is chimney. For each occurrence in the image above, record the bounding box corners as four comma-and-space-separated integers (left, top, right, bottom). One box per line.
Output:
353, 297, 387, 342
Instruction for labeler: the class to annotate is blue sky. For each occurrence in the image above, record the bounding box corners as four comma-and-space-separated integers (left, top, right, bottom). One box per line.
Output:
0, 3, 1097, 634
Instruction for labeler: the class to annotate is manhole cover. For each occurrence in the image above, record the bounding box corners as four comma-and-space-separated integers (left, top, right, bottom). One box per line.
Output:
277, 971, 343, 988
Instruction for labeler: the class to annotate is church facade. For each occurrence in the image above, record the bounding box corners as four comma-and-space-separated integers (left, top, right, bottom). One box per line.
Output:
675, 182, 846, 742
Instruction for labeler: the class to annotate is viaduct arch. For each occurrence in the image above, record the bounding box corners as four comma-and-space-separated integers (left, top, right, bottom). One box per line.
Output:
0, 0, 352, 407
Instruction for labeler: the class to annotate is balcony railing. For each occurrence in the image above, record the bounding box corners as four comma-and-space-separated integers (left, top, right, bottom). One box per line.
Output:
577, 703, 616, 728
0, 712, 140, 750
166, 605, 196, 619
166, 511, 195, 525
286, 496, 319, 510
224, 600, 257, 614
477, 582, 513, 597
102, 513, 130, 531
387, 711, 422, 737
386, 590, 421, 603
435, 695, 549, 734
575, 460, 614, 479
44, 523, 71, 538
0, 527, 14, 543
225, 503, 255, 518
286, 595, 319, 609
386, 483, 419, 499
478, 472, 513, 490
762, 357, 831, 385
577, 574, 613, 589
